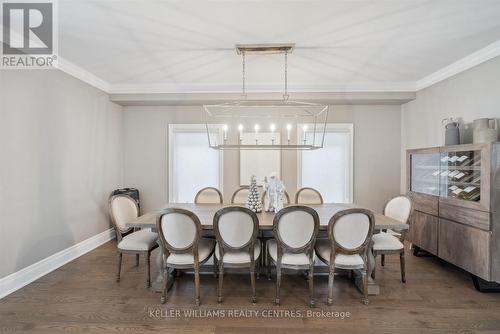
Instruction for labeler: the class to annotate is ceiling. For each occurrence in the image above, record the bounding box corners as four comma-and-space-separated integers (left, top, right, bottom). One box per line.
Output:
58, 0, 500, 93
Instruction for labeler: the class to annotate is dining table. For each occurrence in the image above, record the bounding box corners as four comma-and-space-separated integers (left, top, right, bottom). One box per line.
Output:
125, 202, 408, 296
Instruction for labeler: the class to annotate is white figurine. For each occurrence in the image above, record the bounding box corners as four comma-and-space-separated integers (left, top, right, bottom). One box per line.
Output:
263, 172, 285, 212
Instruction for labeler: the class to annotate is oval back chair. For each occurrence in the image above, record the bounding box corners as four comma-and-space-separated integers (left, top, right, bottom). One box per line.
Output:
109, 194, 157, 288
156, 208, 215, 306
316, 208, 374, 305
231, 186, 250, 204
194, 187, 223, 204
295, 187, 323, 204
372, 195, 413, 283
268, 205, 319, 306
213, 206, 260, 303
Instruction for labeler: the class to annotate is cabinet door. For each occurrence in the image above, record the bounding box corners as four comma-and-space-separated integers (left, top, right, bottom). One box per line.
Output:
438, 144, 490, 211
408, 149, 441, 197
438, 218, 491, 280
409, 211, 438, 255
408, 192, 438, 216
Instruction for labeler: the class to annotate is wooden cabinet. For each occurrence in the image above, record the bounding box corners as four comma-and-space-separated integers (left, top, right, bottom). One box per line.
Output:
409, 210, 438, 255
407, 143, 500, 283
438, 218, 491, 279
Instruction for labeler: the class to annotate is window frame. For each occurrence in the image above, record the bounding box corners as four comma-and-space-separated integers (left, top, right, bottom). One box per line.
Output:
296, 123, 354, 203
168, 124, 224, 203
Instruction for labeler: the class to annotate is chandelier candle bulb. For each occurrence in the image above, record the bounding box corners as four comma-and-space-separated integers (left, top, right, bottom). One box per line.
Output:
223, 124, 228, 141
286, 124, 292, 143
238, 124, 243, 143
270, 123, 276, 144
254, 124, 260, 144
302, 125, 308, 143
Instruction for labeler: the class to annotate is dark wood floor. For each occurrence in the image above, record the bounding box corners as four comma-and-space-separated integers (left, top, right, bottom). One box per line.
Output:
1, 241, 500, 334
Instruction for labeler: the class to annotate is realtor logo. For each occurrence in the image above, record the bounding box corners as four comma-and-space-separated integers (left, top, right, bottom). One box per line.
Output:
1, 1, 58, 68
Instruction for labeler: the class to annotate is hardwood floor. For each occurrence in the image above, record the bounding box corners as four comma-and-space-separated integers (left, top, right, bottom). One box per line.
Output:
1, 241, 500, 333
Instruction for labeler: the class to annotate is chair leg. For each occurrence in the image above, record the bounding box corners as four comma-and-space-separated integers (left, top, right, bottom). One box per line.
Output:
327, 267, 334, 305
213, 255, 218, 278
381, 254, 385, 267
161, 264, 168, 304
250, 264, 257, 304
372, 254, 377, 280
218, 262, 224, 303
256, 252, 261, 280
116, 253, 122, 282
275, 265, 281, 305
267, 251, 272, 280
145, 253, 151, 288
194, 266, 201, 306
400, 251, 406, 283
136, 254, 140, 266
308, 265, 315, 307
362, 270, 369, 305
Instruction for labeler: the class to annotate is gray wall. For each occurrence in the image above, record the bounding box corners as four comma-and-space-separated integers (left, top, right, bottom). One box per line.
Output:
401, 56, 500, 191
0, 70, 124, 278
123, 105, 402, 214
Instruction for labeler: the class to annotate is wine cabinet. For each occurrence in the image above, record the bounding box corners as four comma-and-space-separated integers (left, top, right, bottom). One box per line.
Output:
407, 143, 500, 288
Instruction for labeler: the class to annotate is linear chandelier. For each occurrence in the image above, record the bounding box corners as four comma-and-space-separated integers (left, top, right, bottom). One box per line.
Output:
203, 43, 329, 150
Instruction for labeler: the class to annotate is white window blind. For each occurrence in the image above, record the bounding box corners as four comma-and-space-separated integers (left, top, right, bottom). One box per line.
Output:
168, 125, 222, 203
298, 124, 353, 203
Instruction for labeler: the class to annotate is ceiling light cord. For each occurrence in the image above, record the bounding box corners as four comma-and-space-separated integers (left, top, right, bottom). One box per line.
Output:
239, 47, 289, 101
241, 51, 247, 100
284, 51, 289, 101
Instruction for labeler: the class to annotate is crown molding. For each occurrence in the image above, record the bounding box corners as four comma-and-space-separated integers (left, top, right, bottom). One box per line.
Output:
416, 40, 500, 91
54, 40, 500, 95
56, 57, 111, 93
107, 82, 416, 95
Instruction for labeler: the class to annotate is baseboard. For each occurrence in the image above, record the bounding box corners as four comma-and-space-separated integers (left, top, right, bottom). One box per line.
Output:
0, 228, 116, 299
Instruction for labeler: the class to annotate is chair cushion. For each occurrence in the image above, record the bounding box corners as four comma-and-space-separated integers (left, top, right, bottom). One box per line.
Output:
315, 239, 364, 269
166, 238, 215, 265
215, 240, 261, 264
267, 239, 314, 266
372, 232, 404, 251
118, 229, 157, 251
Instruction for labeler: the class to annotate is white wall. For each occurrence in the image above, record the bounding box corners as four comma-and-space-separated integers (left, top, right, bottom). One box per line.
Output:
401, 56, 500, 191
0, 70, 124, 278
123, 104, 401, 213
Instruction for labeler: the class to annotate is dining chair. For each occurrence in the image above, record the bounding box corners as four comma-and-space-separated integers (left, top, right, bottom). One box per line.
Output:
261, 190, 291, 205
213, 206, 260, 303
156, 208, 216, 306
231, 186, 250, 204
295, 187, 323, 204
372, 195, 412, 283
267, 206, 319, 306
194, 187, 223, 204
109, 194, 158, 287
315, 208, 375, 305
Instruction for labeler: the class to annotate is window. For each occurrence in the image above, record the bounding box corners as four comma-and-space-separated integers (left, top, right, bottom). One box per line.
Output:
298, 124, 353, 203
168, 124, 223, 203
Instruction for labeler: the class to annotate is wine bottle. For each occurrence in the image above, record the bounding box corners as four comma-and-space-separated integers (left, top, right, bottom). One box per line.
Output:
459, 186, 480, 201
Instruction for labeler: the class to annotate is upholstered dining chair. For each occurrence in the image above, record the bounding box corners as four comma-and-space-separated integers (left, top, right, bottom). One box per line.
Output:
231, 186, 250, 204
372, 195, 412, 283
295, 187, 323, 204
261, 190, 291, 205
315, 208, 375, 305
109, 194, 158, 287
213, 206, 260, 303
156, 208, 215, 306
194, 187, 223, 204
267, 206, 320, 306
